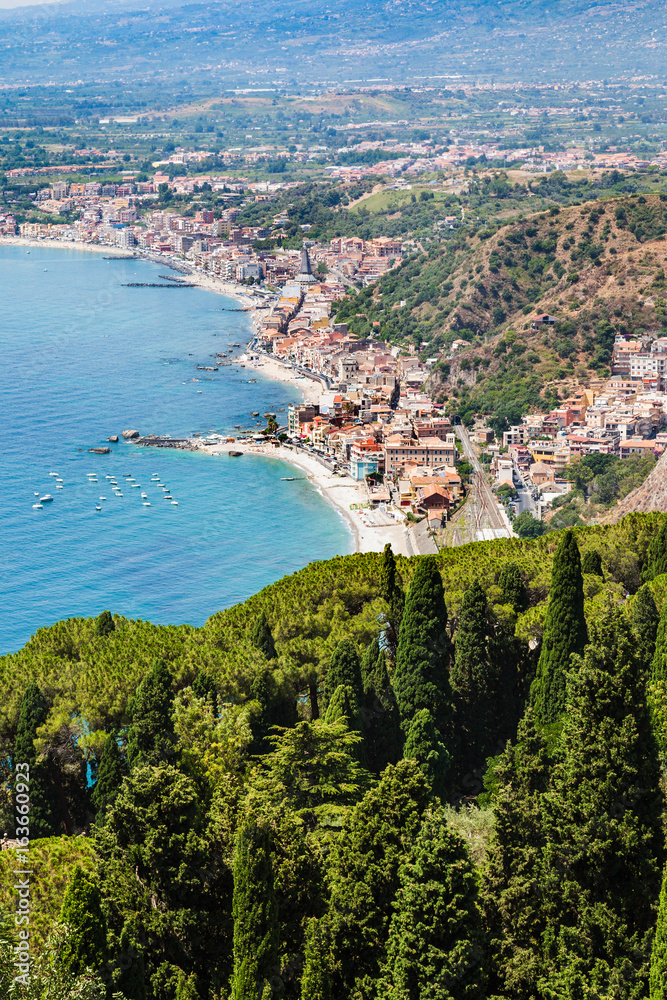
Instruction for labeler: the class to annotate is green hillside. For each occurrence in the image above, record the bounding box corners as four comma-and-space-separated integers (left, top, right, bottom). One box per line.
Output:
2, 515, 667, 998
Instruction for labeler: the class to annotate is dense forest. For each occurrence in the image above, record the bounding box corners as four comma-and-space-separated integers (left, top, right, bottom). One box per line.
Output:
4, 514, 667, 997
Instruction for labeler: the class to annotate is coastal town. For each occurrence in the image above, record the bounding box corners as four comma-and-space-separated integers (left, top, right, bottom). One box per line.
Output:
4, 161, 667, 546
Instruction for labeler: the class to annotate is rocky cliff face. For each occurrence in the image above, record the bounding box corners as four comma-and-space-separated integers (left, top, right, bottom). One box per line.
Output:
604, 448, 667, 522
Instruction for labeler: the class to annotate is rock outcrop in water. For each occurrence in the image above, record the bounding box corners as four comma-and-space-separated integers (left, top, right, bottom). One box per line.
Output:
108, 435, 119, 442
122, 429, 140, 440
88, 447, 111, 454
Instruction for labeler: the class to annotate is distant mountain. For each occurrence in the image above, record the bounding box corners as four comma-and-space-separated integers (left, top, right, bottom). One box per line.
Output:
0, 0, 665, 86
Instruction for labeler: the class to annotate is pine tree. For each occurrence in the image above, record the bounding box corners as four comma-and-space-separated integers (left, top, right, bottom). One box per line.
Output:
540, 604, 664, 996
633, 584, 660, 670
361, 639, 402, 773
325, 759, 433, 999
382, 807, 486, 1000
95, 609, 115, 636
393, 555, 451, 737
251, 610, 277, 660
531, 529, 587, 727
300, 919, 331, 1000
480, 709, 550, 1000
192, 668, 218, 710
581, 549, 604, 577
498, 561, 528, 612
643, 518, 667, 583
651, 866, 667, 1000
324, 638, 362, 706
13, 680, 61, 837
403, 709, 450, 800
116, 923, 146, 1000
231, 818, 278, 1000
126, 659, 176, 769
91, 732, 127, 822
59, 865, 108, 976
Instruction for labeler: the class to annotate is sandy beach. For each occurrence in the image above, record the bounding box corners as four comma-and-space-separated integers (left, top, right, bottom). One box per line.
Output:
195, 438, 414, 556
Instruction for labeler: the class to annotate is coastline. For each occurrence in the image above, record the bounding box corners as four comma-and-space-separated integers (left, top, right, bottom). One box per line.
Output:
203, 441, 413, 557
0, 236, 412, 555
146, 436, 413, 556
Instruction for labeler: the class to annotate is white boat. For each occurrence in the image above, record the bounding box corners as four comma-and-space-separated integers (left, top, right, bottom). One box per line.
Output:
56, 484, 64, 489
99, 496, 106, 500
141, 493, 147, 498
32, 503, 43, 509
39, 495, 54, 502
143, 502, 151, 507
34, 492, 39, 496
96, 505, 101, 511
49, 472, 58, 477
56, 478, 63, 483
163, 495, 173, 500
171, 501, 178, 505
131, 484, 140, 488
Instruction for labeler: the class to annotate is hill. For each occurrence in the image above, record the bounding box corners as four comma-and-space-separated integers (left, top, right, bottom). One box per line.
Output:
2, 517, 667, 998
335, 192, 667, 427
1, 0, 667, 85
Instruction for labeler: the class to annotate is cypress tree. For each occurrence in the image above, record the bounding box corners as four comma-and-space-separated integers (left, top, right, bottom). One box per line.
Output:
91, 732, 127, 822
393, 555, 451, 736
633, 584, 660, 670
643, 518, 667, 583
450, 579, 503, 767
540, 604, 664, 996
403, 708, 450, 800
480, 709, 550, 1000
581, 549, 603, 577
231, 818, 278, 1000
325, 759, 432, 999
324, 683, 362, 731
380, 542, 398, 604
530, 529, 587, 727
126, 659, 176, 769
95, 609, 115, 636
300, 919, 331, 1000
13, 680, 61, 837
324, 638, 362, 706
498, 561, 528, 612
380, 543, 404, 656
59, 865, 108, 976
251, 610, 277, 660
651, 866, 667, 1000
116, 923, 146, 1000
361, 639, 401, 773
382, 807, 486, 1000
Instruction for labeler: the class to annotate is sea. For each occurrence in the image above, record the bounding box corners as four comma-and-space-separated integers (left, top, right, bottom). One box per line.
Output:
0, 245, 352, 654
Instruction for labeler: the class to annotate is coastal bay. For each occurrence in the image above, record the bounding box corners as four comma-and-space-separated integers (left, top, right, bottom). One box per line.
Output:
0, 245, 354, 653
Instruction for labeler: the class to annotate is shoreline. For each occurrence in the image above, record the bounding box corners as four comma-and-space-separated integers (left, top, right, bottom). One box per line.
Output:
202, 441, 413, 557
141, 436, 413, 556
1, 236, 411, 555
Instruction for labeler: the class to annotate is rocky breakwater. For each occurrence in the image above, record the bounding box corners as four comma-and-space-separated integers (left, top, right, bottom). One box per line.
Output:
136, 435, 196, 451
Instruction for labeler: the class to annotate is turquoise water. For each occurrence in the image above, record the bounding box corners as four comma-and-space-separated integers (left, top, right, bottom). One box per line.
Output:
0, 245, 352, 654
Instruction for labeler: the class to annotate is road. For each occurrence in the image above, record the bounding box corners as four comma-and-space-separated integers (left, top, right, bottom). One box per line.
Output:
455, 425, 513, 541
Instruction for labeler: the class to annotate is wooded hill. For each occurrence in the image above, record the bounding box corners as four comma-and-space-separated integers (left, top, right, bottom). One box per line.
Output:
334, 193, 667, 427
5, 515, 667, 996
